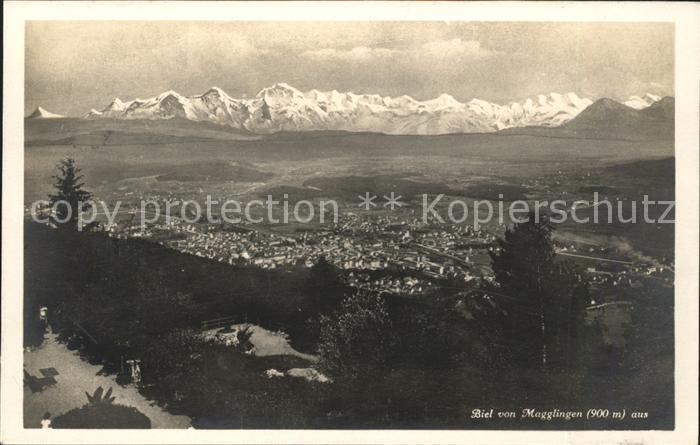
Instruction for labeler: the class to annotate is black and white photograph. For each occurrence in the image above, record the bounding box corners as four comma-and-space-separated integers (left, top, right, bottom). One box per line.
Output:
2, 2, 699, 444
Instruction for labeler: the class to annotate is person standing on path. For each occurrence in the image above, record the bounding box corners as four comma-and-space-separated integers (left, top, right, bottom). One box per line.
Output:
41, 412, 52, 429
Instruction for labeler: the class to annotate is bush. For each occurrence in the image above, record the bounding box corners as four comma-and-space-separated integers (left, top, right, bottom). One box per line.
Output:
317, 290, 393, 378
52, 403, 151, 429
52, 386, 151, 429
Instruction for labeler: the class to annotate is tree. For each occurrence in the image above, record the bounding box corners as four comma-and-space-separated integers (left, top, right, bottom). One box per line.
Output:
48, 158, 95, 230
307, 256, 346, 312
52, 387, 151, 428
489, 215, 588, 370
138, 329, 208, 405
317, 290, 393, 378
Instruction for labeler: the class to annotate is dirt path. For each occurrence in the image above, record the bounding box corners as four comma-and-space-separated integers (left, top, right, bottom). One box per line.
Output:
203, 323, 319, 362
23, 333, 191, 429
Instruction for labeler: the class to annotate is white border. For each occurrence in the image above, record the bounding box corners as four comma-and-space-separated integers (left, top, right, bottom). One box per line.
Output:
3, 2, 698, 444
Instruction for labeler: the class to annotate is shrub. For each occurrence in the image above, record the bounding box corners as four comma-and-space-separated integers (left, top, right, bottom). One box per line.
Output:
52, 387, 151, 429
317, 290, 393, 378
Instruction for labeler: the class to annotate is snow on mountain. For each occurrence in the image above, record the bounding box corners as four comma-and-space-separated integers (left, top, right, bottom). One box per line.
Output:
83, 108, 104, 118
425, 94, 463, 111
623, 93, 662, 110
26, 106, 64, 119
80, 84, 610, 135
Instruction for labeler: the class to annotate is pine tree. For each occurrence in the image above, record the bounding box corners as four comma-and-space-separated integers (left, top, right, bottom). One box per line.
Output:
307, 256, 345, 311
48, 158, 94, 230
489, 215, 589, 370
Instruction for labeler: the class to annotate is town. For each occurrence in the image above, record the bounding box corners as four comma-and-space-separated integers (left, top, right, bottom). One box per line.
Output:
27, 194, 672, 303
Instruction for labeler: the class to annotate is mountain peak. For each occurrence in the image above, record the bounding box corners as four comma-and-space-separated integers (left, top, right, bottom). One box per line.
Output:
26, 106, 64, 119
157, 90, 185, 101
564, 97, 647, 130
201, 86, 230, 98
103, 98, 128, 112
257, 83, 304, 97
428, 93, 462, 109
641, 96, 674, 121
83, 108, 104, 118
535, 92, 580, 106
256, 83, 307, 108
590, 97, 628, 110
271, 82, 296, 90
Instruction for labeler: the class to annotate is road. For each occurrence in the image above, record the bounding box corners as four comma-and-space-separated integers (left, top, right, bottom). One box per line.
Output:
555, 251, 633, 264
23, 332, 191, 429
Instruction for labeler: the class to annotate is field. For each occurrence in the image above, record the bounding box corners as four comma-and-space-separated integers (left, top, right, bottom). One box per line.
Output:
25, 122, 673, 199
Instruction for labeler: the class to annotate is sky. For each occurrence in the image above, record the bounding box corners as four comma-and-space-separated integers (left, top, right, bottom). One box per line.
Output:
25, 21, 674, 116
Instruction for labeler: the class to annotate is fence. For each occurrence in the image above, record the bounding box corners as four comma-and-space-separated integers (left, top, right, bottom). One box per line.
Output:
200, 315, 237, 331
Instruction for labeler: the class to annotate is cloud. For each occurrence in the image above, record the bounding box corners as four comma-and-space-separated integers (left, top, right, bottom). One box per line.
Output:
302, 46, 395, 61
301, 39, 500, 63
420, 38, 501, 59
176, 28, 264, 57
649, 82, 667, 89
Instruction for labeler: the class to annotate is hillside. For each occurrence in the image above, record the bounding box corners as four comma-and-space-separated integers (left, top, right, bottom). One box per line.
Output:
640, 97, 675, 122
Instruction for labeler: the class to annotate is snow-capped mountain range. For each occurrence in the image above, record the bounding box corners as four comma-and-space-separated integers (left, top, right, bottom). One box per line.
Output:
35, 83, 665, 135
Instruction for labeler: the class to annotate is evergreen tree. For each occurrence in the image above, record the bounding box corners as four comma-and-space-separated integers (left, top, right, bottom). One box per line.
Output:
489, 215, 589, 370
48, 158, 94, 230
307, 256, 346, 311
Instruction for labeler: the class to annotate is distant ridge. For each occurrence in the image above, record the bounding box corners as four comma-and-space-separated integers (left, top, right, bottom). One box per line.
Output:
500, 96, 673, 141
564, 98, 650, 131
640, 96, 674, 122
562, 97, 674, 140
